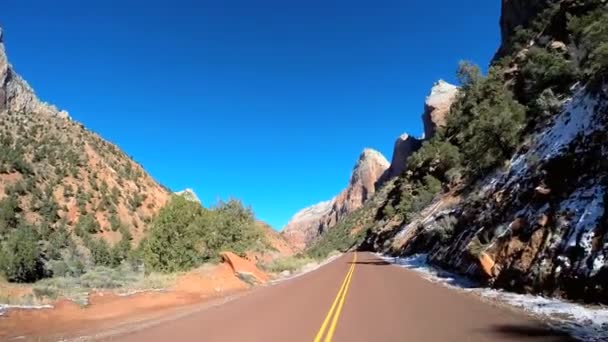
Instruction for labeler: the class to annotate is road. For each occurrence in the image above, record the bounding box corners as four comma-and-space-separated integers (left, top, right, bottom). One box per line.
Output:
109, 252, 572, 342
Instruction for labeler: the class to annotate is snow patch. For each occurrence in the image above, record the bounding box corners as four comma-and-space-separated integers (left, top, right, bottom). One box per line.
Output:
0, 304, 53, 316
535, 90, 599, 161
379, 254, 608, 341
561, 185, 605, 252
504, 87, 602, 186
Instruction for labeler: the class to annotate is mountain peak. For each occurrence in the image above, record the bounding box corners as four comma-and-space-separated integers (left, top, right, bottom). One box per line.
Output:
422, 79, 458, 139
175, 188, 201, 204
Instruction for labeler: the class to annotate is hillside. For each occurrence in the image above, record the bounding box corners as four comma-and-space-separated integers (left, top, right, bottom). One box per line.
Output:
0, 28, 288, 286
303, 0, 608, 305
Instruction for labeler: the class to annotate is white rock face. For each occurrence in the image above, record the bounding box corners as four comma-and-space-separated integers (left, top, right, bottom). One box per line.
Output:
0, 27, 70, 119
422, 80, 458, 138
282, 149, 389, 250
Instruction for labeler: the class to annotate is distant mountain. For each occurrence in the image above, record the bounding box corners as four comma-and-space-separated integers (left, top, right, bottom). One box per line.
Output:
282, 149, 389, 250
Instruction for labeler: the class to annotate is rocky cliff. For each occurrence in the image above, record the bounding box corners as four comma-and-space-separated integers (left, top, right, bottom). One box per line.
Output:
282, 149, 389, 250
421, 80, 459, 139
355, 0, 608, 305
376, 134, 422, 186
0, 29, 69, 119
288, 79, 459, 251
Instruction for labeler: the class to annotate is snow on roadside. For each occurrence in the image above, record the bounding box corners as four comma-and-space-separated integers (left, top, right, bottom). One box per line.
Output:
379, 253, 608, 341
0, 304, 53, 316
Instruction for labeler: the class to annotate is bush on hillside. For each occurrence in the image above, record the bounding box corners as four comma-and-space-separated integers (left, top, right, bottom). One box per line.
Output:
0, 225, 43, 282
74, 214, 100, 236
519, 47, 579, 104
0, 194, 20, 235
142, 196, 204, 272
407, 138, 462, 183
202, 199, 265, 258
445, 62, 526, 177
86, 238, 113, 267
568, 6, 608, 87
143, 195, 267, 273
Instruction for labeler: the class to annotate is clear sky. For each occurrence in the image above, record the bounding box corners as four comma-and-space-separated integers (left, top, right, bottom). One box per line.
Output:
2, 0, 500, 230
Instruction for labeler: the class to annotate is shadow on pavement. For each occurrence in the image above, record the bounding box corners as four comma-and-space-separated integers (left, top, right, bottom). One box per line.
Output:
489, 324, 576, 341
347, 261, 391, 266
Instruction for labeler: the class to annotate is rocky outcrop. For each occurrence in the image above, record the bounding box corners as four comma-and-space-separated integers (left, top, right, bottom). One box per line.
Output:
282, 149, 389, 250
175, 188, 201, 204
220, 251, 270, 285
0, 28, 69, 118
499, 0, 549, 46
376, 134, 422, 186
281, 200, 334, 251
422, 80, 458, 139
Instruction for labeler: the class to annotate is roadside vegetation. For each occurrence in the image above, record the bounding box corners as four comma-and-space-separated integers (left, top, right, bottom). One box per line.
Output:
260, 255, 317, 274
142, 196, 267, 273
0, 192, 270, 304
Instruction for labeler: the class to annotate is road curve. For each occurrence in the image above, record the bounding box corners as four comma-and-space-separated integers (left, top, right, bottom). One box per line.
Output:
108, 252, 572, 342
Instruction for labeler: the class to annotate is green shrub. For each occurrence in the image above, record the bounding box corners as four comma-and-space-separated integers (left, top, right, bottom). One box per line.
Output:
143, 196, 205, 272
0, 194, 20, 235
143, 196, 267, 273
109, 214, 122, 232
446, 62, 526, 177
38, 195, 59, 224
75, 214, 100, 236
568, 5, 608, 85
407, 138, 462, 183
0, 225, 43, 282
519, 47, 579, 104
86, 238, 113, 267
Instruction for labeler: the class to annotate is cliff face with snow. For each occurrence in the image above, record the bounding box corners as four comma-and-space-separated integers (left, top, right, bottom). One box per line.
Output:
377, 85, 608, 303
352, 0, 608, 305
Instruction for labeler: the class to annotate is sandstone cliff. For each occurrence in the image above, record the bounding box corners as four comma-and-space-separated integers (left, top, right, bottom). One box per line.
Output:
282, 149, 389, 250
421, 80, 459, 139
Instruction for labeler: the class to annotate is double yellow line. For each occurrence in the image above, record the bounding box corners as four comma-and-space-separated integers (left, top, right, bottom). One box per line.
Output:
313, 252, 357, 342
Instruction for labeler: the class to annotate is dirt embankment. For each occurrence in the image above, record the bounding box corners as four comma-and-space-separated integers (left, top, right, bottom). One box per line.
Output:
0, 254, 269, 341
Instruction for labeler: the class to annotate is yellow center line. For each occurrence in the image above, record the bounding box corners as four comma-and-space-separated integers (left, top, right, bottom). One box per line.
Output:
314, 252, 357, 342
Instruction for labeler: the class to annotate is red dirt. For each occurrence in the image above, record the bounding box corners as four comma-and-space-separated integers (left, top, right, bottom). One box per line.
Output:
220, 251, 270, 284
0, 263, 249, 341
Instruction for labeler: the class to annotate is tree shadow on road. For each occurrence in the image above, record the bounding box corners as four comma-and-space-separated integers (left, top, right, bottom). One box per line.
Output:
347, 261, 391, 266
488, 324, 576, 341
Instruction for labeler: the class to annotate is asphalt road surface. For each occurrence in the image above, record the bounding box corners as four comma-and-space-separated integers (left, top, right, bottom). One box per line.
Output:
109, 252, 572, 342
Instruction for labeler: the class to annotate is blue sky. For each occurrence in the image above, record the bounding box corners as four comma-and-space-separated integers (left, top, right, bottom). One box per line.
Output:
2, 0, 500, 230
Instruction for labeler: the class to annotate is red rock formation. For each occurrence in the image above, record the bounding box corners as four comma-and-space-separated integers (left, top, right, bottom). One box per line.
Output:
282, 149, 389, 250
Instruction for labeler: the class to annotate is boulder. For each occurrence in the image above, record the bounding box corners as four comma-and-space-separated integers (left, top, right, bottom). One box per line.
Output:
220, 251, 269, 285
478, 252, 497, 278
